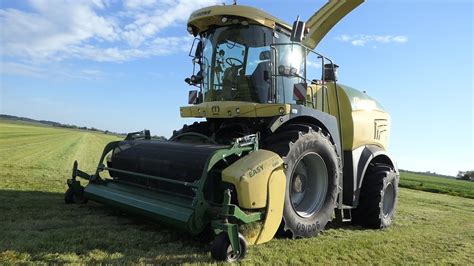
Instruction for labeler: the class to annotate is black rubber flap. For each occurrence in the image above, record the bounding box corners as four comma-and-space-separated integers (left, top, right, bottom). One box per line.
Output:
110, 140, 224, 183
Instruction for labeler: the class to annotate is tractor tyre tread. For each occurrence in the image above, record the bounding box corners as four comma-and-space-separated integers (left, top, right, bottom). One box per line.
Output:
352, 165, 398, 228
264, 125, 341, 238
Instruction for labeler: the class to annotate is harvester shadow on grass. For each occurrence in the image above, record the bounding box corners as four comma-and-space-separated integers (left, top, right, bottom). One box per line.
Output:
0, 189, 381, 263
0, 190, 214, 263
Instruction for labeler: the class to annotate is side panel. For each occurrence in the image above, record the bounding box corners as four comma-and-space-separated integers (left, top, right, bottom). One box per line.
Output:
312, 83, 390, 151
352, 110, 390, 151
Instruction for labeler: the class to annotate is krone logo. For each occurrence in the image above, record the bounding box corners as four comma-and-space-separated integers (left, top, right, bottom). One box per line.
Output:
211, 106, 220, 114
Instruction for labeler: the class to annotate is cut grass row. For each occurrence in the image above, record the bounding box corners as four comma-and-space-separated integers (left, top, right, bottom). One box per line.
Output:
0, 120, 472, 264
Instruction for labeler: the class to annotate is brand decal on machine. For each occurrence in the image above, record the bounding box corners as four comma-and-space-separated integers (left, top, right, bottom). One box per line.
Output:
191, 10, 211, 18
248, 165, 264, 177
211, 105, 220, 114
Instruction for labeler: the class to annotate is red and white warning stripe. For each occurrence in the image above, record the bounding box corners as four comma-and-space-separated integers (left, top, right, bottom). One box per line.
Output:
293, 83, 307, 101
188, 90, 198, 104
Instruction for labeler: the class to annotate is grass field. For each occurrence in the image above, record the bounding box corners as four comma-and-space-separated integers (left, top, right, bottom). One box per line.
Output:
1, 120, 473, 264
399, 171, 474, 199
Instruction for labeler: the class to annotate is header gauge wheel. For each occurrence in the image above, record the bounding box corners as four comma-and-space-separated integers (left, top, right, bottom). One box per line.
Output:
210, 232, 247, 262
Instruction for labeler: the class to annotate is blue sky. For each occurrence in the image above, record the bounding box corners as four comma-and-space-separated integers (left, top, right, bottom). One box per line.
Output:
0, 0, 472, 175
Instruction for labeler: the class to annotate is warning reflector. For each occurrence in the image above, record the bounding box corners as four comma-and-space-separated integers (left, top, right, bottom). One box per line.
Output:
293, 83, 307, 101
188, 90, 198, 104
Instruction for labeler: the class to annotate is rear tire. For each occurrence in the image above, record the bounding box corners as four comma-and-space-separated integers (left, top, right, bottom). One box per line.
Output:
265, 126, 340, 238
352, 164, 398, 228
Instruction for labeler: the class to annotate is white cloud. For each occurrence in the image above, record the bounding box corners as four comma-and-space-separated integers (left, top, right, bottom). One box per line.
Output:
0, 61, 105, 80
0, 0, 219, 63
392, 36, 408, 43
336, 34, 408, 47
338, 34, 351, 42
124, 0, 158, 10
0, 62, 46, 78
66, 36, 192, 62
306, 60, 321, 69
121, 0, 218, 47
1, 0, 119, 61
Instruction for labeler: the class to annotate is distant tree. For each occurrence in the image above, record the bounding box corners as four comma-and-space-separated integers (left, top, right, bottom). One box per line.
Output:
457, 170, 474, 181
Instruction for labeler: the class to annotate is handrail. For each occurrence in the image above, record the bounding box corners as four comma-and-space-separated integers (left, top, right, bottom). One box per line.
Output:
269, 41, 344, 162
100, 166, 200, 188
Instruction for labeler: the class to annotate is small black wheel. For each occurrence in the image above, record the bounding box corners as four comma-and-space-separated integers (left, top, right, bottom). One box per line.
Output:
352, 164, 399, 228
64, 187, 88, 204
210, 232, 247, 262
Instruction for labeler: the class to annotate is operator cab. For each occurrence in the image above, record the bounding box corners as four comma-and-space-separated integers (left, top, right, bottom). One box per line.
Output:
184, 4, 350, 107
202, 25, 273, 103
188, 23, 308, 105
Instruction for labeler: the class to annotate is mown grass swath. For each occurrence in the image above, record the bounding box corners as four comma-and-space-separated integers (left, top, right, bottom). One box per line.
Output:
0, 120, 473, 264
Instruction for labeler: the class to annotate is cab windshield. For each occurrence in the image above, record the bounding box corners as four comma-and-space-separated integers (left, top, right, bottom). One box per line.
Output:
201, 25, 273, 103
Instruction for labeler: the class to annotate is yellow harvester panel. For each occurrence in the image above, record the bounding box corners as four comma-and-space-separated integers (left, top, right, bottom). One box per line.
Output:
222, 149, 286, 245
222, 149, 284, 209
255, 168, 285, 244
180, 101, 290, 118
309, 82, 390, 151
188, 5, 291, 34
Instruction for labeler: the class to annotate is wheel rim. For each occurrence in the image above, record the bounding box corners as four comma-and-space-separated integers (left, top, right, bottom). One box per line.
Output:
226, 245, 240, 262
290, 152, 328, 217
382, 182, 395, 217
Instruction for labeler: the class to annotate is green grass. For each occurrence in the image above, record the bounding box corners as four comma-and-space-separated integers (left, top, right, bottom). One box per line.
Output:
1, 120, 473, 264
400, 171, 474, 199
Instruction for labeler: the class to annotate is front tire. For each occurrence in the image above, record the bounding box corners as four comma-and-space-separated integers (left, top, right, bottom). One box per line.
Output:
265, 126, 340, 238
352, 164, 399, 228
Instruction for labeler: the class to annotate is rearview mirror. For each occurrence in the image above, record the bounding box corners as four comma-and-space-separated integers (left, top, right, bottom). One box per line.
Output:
189, 38, 203, 58
195, 40, 203, 58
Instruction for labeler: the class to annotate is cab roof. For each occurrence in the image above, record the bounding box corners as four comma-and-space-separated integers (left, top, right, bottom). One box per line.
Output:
187, 1, 364, 50
187, 5, 291, 35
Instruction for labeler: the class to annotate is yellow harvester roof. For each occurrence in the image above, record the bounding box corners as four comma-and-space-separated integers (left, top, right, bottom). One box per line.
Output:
187, 5, 291, 34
